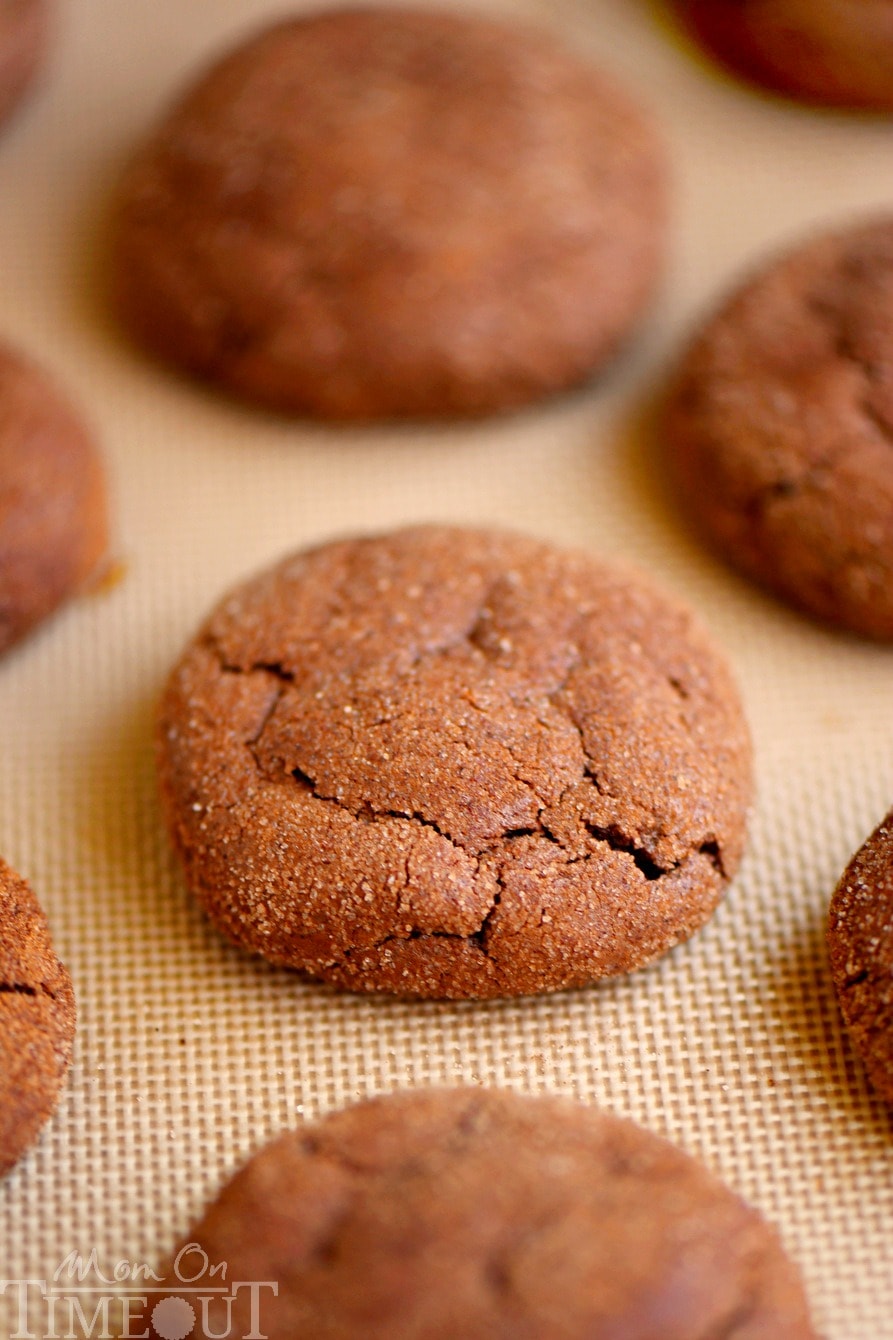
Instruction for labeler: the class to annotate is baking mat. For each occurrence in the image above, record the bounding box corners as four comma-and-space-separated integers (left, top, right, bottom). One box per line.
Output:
0, 0, 891, 1335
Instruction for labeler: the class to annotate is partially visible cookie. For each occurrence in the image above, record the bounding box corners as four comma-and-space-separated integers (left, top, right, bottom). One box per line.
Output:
157, 525, 752, 1000
147, 1088, 816, 1340
663, 216, 893, 639
0, 0, 48, 129
0, 857, 75, 1177
829, 809, 893, 1103
112, 6, 668, 420
0, 340, 108, 654
671, 0, 893, 111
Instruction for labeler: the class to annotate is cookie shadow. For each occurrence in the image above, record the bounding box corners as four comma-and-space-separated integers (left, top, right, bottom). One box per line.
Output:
758, 898, 893, 1139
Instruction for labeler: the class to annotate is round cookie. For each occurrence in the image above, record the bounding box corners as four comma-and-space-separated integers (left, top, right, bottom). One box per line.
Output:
111, 7, 668, 420
663, 216, 893, 639
157, 525, 752, 1000
0, 0, 47, 129
0, 857, 75, 1177
829, 808, 893, 1103
671, 0, 893, 111
147, 1088, 816, 1340
0, 340, 108, 654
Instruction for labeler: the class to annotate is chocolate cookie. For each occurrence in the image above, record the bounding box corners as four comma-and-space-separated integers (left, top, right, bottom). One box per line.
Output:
663, 217, 893, 639
147, 1088, 815, 1340
0, 340, 108, 654
0, 0, 47, 129
0, 857, 75, 1177
111, 7, 668, 420
671, 0, 893, 110
829, 809, 893, 1103
157, 525, 752, 999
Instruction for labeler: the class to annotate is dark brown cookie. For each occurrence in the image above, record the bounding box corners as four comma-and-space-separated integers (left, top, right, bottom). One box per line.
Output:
663, 216, 893, 639
0, 340, 108, 654
671, 0, 893, 111
0, 0, 47, 129
0, 857, 75, 1177
111, 7, 668, 420
157, 525, 752, 1000
146, 1088, 815, 1340
829, 809, 893, 1103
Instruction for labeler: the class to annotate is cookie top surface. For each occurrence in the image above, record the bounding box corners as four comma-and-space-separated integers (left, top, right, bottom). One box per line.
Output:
0, 856, 76, 1177
0, 340, 108, 654
663, 216, 893, 639
672, 0, 893, 110
0, 0, 47, 129
112, 6, 668, 420
148, 1087, 815, 1340
829, 810, 893, 1103
157, 525, 752, 999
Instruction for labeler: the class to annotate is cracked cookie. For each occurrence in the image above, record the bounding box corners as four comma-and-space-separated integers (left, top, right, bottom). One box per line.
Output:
829, 808, 893, 1103
0, 0, 47, 129
111, 6, 668, 420
0, 340, 108, 655
663, 217, 893, 639
146, 1087, 816, 1340
0, 857, 76, 1177
670, 0, 893, 111
157, 525, 752, 999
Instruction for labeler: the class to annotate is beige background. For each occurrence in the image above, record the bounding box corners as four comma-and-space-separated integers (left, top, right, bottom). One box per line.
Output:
1, 0, 892, 1334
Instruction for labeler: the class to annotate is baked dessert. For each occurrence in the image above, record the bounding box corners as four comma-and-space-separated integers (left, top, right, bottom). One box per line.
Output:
0, 0, 47, 130
671, 0, 893, 111
112, 6, 668, 419
157, 525, 752, 999
663, 216, 893, 639
146, 1087, 816, 1340
0, 339, 108, 654
829, 807, 893, 1103
0, 856, 76, 1177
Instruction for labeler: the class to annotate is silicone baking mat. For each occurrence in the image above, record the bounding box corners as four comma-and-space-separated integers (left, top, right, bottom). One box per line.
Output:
0, 0, 891, 1335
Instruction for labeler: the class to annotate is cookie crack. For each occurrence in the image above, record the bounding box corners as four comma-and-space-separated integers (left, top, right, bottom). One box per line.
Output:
699, 837, 725, 879
583, 823, 667, 881
469, 871, 503, 949
210, 634, 297, 683
0, 981, 38, 996
209, 617, 721, 886
361, 873, 503, 961
841, 967, 870, 992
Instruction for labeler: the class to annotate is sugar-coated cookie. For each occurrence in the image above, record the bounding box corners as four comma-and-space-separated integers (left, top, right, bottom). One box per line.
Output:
147, 1088, 816, 1340
0, 857, 75, 1177
663, 217, 893, 639
829, 808, 893, 1103
112, 7, 668, 420
157, 525, 752, 999
0, 341, 108, 654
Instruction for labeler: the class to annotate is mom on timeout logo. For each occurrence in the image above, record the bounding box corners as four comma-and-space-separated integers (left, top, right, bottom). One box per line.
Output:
0, 1243, 278, 1340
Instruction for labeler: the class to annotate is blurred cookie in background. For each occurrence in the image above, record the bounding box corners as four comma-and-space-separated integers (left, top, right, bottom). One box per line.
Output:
0, 339, 108, 655
663, 215, 893, 639
0, 0, 48, 130
670, 0, 893, 111
145, 1087, 816, 1340
112, 6, 669, 421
